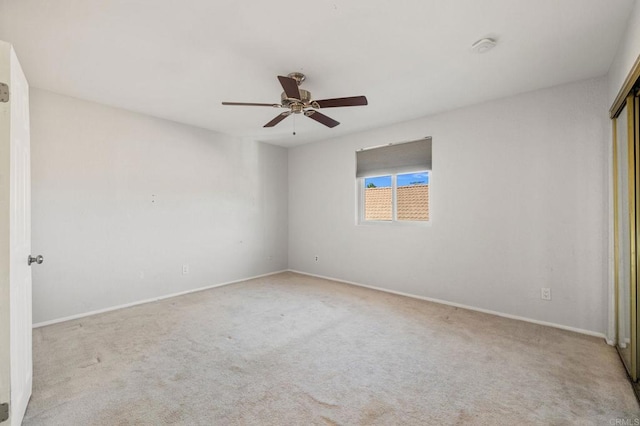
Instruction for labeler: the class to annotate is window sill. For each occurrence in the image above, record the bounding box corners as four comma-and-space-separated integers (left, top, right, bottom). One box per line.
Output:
357, 220, 431, 227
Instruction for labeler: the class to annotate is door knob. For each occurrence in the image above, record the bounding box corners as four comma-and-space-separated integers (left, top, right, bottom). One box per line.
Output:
28, 255, 43, 266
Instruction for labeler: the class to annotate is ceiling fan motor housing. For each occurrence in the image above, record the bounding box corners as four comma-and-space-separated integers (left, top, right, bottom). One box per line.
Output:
281, 89, 312, 112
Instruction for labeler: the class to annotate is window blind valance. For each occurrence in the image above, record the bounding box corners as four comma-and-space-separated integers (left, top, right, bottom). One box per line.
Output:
356, 137, 432, 178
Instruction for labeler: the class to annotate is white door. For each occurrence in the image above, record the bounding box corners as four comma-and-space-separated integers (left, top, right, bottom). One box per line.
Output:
0, 40, 33, 426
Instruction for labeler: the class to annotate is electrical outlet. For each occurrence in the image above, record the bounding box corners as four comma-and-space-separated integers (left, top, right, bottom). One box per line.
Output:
541, 288, 551, 301
314, 255, 319, 262
182, 264, 189, 275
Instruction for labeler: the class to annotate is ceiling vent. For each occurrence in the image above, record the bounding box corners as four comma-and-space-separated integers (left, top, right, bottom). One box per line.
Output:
471, 38, 497, 53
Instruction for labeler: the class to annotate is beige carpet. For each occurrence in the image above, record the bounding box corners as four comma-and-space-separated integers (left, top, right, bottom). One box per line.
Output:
23, 272, 639, 425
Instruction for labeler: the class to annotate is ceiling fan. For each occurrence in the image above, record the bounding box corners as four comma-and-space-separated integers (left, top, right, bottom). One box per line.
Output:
222, 72, 368, 129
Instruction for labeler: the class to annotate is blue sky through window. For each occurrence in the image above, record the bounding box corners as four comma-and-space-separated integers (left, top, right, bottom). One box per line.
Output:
365, 175, 391, 188
365, 172, 429, 188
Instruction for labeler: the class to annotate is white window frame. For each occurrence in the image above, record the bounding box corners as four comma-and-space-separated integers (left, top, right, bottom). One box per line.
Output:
357, 170, 431, 226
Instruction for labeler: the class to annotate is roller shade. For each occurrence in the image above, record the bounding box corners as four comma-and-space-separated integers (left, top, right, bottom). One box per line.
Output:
356, 138, 432, 178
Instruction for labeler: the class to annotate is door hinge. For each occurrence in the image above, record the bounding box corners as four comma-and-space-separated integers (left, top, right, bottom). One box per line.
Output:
0, 83, 8, 103
0, 402, 8, 422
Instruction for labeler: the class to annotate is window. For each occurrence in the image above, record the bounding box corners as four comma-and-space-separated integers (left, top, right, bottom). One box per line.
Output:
362, 172, 430, 222
356, 138, 432, 224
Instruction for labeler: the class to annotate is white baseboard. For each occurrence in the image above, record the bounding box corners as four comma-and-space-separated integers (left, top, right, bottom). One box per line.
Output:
288, 269, 608, 341
33, 270, 289, 328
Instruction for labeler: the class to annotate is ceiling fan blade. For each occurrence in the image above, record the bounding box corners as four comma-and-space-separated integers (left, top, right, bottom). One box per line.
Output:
313, 96, 368, 108
305, 110, 340, 128
264, 112, 291, 128
277, 76, 301, 100
222, 102, 280, 107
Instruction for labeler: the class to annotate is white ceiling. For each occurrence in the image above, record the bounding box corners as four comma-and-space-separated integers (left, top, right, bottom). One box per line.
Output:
0, 0, 634, 147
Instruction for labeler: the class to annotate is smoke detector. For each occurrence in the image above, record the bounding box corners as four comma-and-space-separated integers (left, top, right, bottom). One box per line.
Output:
471, 38, 497, 53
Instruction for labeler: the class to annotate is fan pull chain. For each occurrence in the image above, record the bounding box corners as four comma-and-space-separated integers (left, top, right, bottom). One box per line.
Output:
293, 114, 296, 136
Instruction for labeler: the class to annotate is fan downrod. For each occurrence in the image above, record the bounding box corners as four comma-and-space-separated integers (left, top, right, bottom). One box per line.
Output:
287, 72, 306, 86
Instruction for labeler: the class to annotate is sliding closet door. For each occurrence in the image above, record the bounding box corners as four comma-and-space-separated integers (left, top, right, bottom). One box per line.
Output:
615, 96, 636, 379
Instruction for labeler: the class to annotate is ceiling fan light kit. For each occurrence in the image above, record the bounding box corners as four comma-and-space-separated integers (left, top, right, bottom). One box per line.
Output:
222, 72, 368, 130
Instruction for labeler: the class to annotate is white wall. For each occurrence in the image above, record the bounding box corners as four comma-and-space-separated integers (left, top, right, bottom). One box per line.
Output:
289, 77, 609, 334
608, 0, 640, 105
30, 89, 288, 324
